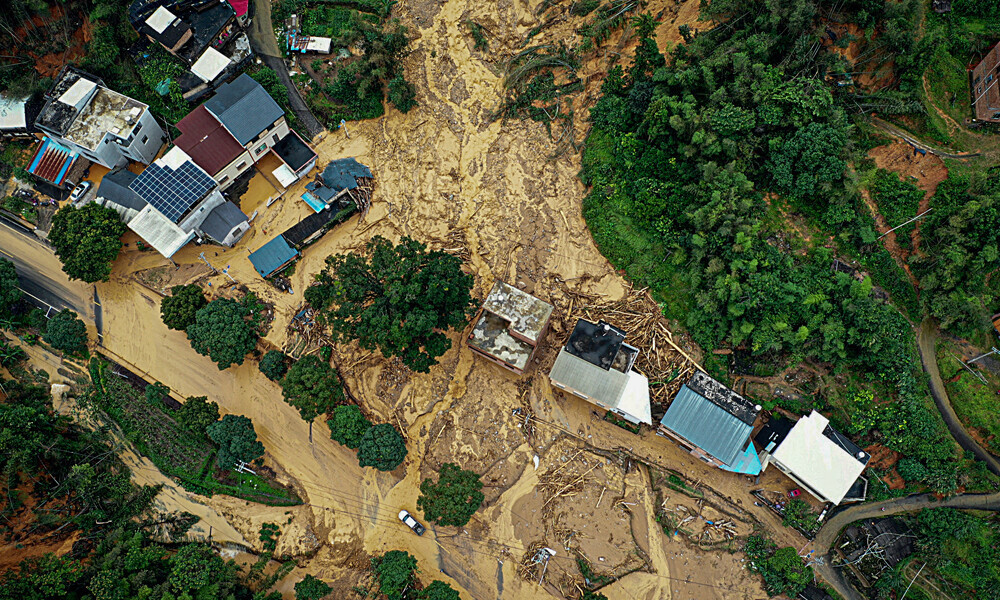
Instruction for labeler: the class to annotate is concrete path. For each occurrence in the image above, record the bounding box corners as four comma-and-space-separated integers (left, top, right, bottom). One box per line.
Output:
246, 0, 325, 139
917, 317, 1000, 476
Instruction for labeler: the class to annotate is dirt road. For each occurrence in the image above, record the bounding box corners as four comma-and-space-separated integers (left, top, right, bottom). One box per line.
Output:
917, 317, 1000, 476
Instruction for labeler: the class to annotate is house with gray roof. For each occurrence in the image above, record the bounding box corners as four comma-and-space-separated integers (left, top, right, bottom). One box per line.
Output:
658, 371, 762, 475
549, 319, 651, 425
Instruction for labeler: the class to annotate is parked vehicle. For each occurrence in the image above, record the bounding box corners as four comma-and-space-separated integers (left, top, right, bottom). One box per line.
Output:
788, 488, 801, 499
69, 181, 92, 202
398, 510, 425, 536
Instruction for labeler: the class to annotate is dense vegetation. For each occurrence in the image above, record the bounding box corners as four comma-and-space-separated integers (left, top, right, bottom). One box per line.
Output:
417, 463, 485, 527
328, 404, 372, 449
259, 349, 290, 381
207, 414, 266, 470
305, 236, 476, 373
42, 309, 87, 355
744, 535, 813, 598
160, 284, 208, 331
48, 203, 127, 283
357, 423, 407, 471
184, 294, 266, 370
280, 354, 346, 425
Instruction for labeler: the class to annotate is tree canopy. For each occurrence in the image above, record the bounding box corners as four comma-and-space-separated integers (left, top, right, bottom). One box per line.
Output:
294, 574, 332, 600
0, 257, 20, 318
305, 236, 475, 373
417, 463, 484, 527
48, 203, 127, 282
327, 404, 372, 449
420, 581, 461, 600
357, 423, 407, 471
43, 309, 88, 354
280, 355, 345, 422
160, 284, 208, 331
373, 550, 417, 600
175, 395, 220, 438
744, 536, 812, 598
186, 298, 259, 370
259, 350, 289, 381
207, 414, 265, 470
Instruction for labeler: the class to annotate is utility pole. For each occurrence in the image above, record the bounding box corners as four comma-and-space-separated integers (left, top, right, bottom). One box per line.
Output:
968, 347, 999, 364
879, 208, 932, 240
221, 264, 236, 284
951, 352, 988, 385
197, 252, 218, 274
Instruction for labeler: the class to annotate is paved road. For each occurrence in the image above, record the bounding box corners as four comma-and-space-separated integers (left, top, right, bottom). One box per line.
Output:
917, 317, 1000, 475
0, 215, 95, 322
872, 117, 982, 160
246, 0, 325, 139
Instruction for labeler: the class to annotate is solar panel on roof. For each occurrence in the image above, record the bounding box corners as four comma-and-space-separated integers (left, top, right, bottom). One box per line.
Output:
129, 160, 215, 223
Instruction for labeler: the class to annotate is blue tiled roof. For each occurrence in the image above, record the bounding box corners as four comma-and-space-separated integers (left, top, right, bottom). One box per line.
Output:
659, 384, 755, 467
248, 235, 298, 277
205, 74, 284, 146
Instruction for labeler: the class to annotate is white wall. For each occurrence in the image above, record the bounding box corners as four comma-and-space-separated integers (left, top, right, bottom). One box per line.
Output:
214, 150, 254, 190
246, 117, 290, 163
121, 109, 166, 165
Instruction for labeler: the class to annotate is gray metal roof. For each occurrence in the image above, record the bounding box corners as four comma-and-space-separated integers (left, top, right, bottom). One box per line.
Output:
248, 235, 299, 277
320, 158, 372, 192
97, 169, 147, 212
200, 200, 247, 242
204, 74, 284, 145
659, 384, 755, 466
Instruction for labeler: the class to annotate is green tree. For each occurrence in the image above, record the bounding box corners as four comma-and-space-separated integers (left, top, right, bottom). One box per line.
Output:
259, 350, 289, 381
781, 498, 818, 533
281, 355, 345, 424
327, 404, 372, 449
305, 236, 475, 373
160, 284, 207, 331
0, 257, 21, 318
207, 414, 265, 470
374, 550, 417, 600
420, 581, 460, 600
144, 381, 170, 405
186, 298, 259, 369
44, 310, 88, 354
48, 204, 127, 282
175, 395, 220, 437
294, 574, 332, 600
388, 75, 417, 113
168, 543, 239, 597
417, 463, 484, 527
357, 423, 407, 471
580, 591, 608, 600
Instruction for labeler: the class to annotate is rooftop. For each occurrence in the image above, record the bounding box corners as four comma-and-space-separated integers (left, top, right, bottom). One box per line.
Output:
319, 157, 373, 192
175, 105, 245, 175
248, 235, 299, 277
128, 204, 196, 257
191, 46, 231, 83
685, 371, 759, 426
480, 281, 554, 343
64, 86, 147, 151
550, 349, 652, 424
565, 319, 628, 371
771, 411, 869, 505
971, 41, 1000, 122
96, 169, 146, 212
0, 95, 28, 130
272, 131, 317, 172
35, 68, 104, 136
129, 147, 216, 223
281, 201, 355, 247
659, 376, 760, 468
468, 312, 535, 371
27, 137, 78, 186
205, 73, 284, 145
200, 200, 247, 241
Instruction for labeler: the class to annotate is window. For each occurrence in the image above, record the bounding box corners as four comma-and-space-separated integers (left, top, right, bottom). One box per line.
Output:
255, 143, 267, 155
219, 175, 230, 184
134, 121, 142, 133
141, 135, 148, 144
236, 161, 247, 170
272, 133, 279, 144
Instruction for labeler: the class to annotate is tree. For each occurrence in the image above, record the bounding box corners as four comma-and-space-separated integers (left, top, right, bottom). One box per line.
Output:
48, 203, 127, 282
580, 591, 608, 600
374, 550, 417, 600
327, 404, 372, 449
175, 396, 220, 437
420, 581, 460, 600
0, 257, 20, 318
417, 463, 484, 527
160, 284, 207, 331
280, 355, 345, 423
44, 310, 88, 354
388, 75, 417, 113
259, 350, 289, 381
357, 423, 407, 471
294, 574, 332, 600
207, 414, 265, 470
145, 382, 170, 405
305, 236, 475, 373
186, 298, 259, 369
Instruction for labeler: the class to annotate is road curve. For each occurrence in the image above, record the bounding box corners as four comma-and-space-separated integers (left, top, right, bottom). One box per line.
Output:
917, 318, 1000, 476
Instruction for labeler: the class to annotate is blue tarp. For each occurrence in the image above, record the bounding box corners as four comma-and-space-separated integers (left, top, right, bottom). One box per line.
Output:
248, 235, 299, 277
719, 443, 762, 475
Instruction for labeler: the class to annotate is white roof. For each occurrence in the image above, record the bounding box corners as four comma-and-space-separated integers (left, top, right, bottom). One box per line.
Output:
146, 6, 178, 34
771, 411, 868, 505
305, 37, 332, 53
620, 371, 652, 425
191, 47, 230, 83
272, 163, 297, 188
0, 95, 27, 129
549, 350, 652, 425
59, 79, 97, 108
127, 205, 196, 258
161, 145, 193, 169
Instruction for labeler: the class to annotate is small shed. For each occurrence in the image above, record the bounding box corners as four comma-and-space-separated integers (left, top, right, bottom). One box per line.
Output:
248, 235, 299, 277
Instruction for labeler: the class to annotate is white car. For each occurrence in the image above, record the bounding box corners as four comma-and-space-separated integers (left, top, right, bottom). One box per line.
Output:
398, 510, 426, 536
69, 181, 92, 202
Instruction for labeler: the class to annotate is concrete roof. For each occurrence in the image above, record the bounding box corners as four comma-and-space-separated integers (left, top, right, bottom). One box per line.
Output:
550, 349, 652, 424
659, 382, 756, 466
771, 411, 869, 505
59, 78, 97, 108
146, 5, 178, 33
64, 86, 146, 151
480, 281, 553, 343
128, 204, 196, 257
191, 47, 230, 83
205, 74, 284, 145
468, 311, 535, 371
0, 95, 28, 129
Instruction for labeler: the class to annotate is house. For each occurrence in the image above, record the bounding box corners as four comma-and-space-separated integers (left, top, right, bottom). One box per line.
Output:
757, 410, 870, 505
971, 41, 1000, 123
467, 281, 553, 374
174, 74, 315, 190
25, 137, 88, 189
281, 200, 356, 248
302, 158, 373, 212
549, 319, 652, 425
248, 235, 299, 277
658, 372, 762, 475
33, 67, 166, 170
94, 146, 249, 257
0, 94, 40, 141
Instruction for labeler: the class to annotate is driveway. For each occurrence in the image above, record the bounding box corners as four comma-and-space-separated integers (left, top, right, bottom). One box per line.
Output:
246, 0, 325, 139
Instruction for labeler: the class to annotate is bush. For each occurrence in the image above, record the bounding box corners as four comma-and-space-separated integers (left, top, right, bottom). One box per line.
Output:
357, 423, 407, 471
327, 404, 372, 449
43, 310, 88, 354
259, 350, 289, 381
161, 285, 207, 331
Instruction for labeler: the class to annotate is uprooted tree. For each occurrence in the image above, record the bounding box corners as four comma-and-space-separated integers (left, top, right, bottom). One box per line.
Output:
417, 463, 484, 527
48, 203, 127, 283
160, 284, 208, 331
304, 236, 475, 373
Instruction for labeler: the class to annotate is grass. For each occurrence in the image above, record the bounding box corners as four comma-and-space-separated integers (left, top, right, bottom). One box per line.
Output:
936, 340, 1000, 454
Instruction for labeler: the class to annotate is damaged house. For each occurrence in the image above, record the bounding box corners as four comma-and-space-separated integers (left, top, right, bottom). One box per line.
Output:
549, 319, 652, 425
467, 281, 554, 375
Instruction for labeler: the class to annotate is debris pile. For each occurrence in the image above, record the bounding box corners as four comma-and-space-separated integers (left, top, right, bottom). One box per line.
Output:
284, 304, 330, 358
